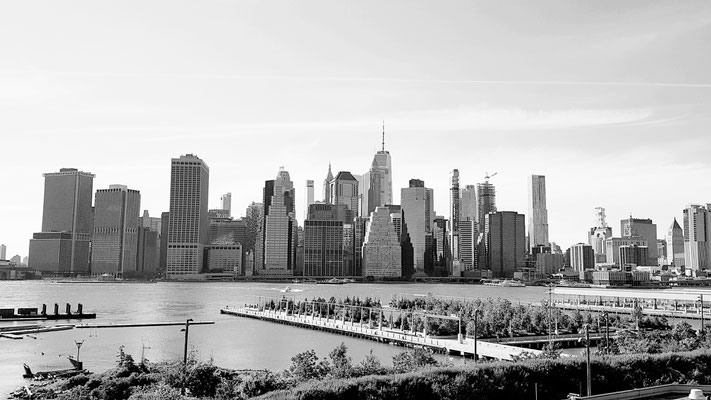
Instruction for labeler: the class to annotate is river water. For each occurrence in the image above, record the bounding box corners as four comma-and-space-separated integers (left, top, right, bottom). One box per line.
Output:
0, 281, 549, 396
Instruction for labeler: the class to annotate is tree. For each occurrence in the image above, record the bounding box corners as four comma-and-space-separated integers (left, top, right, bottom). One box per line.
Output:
356, 350, 384, 377
392, 348, 438, 373
328, 343, 353, 378
288, 350, 329, 380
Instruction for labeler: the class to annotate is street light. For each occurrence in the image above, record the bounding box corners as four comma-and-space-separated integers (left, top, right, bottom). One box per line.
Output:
473, 309, 481, 363
699, 295, 705, 334
181, 319, 194, 396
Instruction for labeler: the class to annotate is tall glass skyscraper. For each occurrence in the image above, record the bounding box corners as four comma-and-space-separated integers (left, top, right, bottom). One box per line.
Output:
477, 181, 496, 226
261, 168, 297, 274
166, 154, 210, 278
449, 169, 460, 260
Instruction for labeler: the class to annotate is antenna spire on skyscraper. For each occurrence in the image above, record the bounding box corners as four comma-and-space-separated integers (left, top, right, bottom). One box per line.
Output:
382, 120, 385, 152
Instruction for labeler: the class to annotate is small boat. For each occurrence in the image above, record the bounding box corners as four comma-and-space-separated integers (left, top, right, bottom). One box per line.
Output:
280, 286, 292, 293
317, 278, 346, 285
483, 279, 526, 287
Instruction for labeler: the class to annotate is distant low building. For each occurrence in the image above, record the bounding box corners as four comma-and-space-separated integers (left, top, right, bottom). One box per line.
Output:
206, 244, 242, 275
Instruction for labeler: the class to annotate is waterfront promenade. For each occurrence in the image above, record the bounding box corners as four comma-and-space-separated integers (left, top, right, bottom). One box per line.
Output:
221, 305, 543, 361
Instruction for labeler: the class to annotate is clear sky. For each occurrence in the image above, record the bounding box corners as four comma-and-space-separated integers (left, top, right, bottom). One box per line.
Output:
1, 1, 711, 259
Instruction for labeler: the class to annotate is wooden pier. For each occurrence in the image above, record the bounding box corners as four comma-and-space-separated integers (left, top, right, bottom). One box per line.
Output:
221, 306, 542, 361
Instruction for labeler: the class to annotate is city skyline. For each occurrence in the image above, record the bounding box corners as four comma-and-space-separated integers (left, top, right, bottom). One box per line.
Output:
2, 1, 711, 259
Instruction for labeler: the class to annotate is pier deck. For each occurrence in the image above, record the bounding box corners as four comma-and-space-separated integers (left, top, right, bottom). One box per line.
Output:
221, 306, 541, 361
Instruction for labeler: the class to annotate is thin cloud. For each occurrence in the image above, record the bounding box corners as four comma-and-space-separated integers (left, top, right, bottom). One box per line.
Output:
2, 69, 711, 88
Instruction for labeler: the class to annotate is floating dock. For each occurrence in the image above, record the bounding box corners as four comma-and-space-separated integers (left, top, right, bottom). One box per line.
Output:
76, 321, 215, 329
221, 306, 541, 361
0, 303, 96, 321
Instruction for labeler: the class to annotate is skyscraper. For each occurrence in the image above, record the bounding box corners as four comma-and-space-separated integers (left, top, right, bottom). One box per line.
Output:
621, 217, 658, 266
305, 180, 314, 221
667, 218, 685, 267
221, 193, 232, 217
330, 171, 359, 218
261, 168, 297, 274
401, 179, 434, 275
459, 220, 476, 270
91, 185, 141, 276
683, 205, 711, 273
0, 244, 5, 260
29, 168, 94, 275
363, 128, 393, 216
477, 181, 496, 227
528, 175, 549, 250
483, 211, 526, 278
166, 154, 210, 278
323, 163, 333, 203
449, 169, 461, 260
362, 206, 401, 278
303, 203, 345, 277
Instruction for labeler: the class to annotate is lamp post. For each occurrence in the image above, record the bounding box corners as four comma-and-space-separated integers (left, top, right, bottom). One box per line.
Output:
603, 312, 610, 355
183, 318, 193, 365
699, 294, 705, 334
473, 310, 480, 363
584, 324, 592, 397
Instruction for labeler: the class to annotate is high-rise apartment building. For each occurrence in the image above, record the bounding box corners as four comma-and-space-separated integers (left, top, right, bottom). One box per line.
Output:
683, 205, 711, 273
362, 206, 401, 278
261, 168, 297, 274
136, 227, 160, 275
449, 169, 461, 260
221, 193, 232, 217
91, 185, 141, 276
621, 217, 658, 266
166, 154, 210, 278
483, 211, 526, 278
29, 168, 95, 275
477, 181, 496, 227
588, 207, 613, 263
330, 171, 359, 218
432, 216, 451, 276
303, 203, 344, 276
528, 175, 549, 250
569, 243, 594, 272
401, 179, 434, 275
159, 212, 169, 272
305, 180, 314, 221
0, 244, 5, 260
667, 219, 685, 267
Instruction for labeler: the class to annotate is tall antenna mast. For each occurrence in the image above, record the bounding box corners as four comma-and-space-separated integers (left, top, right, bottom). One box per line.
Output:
382, 120, 385, 152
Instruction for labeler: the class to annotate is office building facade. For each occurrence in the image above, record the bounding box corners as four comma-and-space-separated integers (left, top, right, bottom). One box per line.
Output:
683, 204, 711, 273
362, 206, 401, 278
483, 211, 526, 278
621, 217, 658, 266
401, 179, 434, 275
91, 185, 141, 276
667, 218, 685, 267
166, 154, 210, 278
29, 168, 95, 274
477, 182, 496, 227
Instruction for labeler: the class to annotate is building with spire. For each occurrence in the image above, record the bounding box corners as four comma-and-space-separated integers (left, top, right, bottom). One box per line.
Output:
528, 175, 549, 251
323, 164, 333, 203
362, 206, 401, 278
359, 124, 393, 218
667, 218, 685, 267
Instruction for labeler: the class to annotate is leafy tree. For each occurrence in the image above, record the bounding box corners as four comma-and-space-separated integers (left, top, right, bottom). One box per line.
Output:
392, 348, 438, 373
356, 350, 385, 376
288, 349, 329, 380
328, 343, 353, 378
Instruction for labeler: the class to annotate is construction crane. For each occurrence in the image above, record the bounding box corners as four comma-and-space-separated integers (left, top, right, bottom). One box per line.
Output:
484, 172, 498, 183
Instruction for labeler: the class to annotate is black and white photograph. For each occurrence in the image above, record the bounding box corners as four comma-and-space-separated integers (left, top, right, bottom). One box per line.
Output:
1, 1, 711, 399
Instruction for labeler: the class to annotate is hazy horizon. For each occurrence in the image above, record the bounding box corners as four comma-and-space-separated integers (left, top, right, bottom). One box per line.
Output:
2, 0, 711, 259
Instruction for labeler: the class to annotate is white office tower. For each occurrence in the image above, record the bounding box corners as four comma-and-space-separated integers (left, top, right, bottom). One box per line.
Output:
666, 219, 685, 267
588, 207, 612, 263
362, 206, 401, 278
221, 193, 232, 217
684, 205, 711, 273
263, 168, 296, 272
528, 175, 549, 250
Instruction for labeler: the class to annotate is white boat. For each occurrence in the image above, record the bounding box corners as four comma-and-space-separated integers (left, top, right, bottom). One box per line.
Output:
483, 279, 526, 287
280, 286, 292, 293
